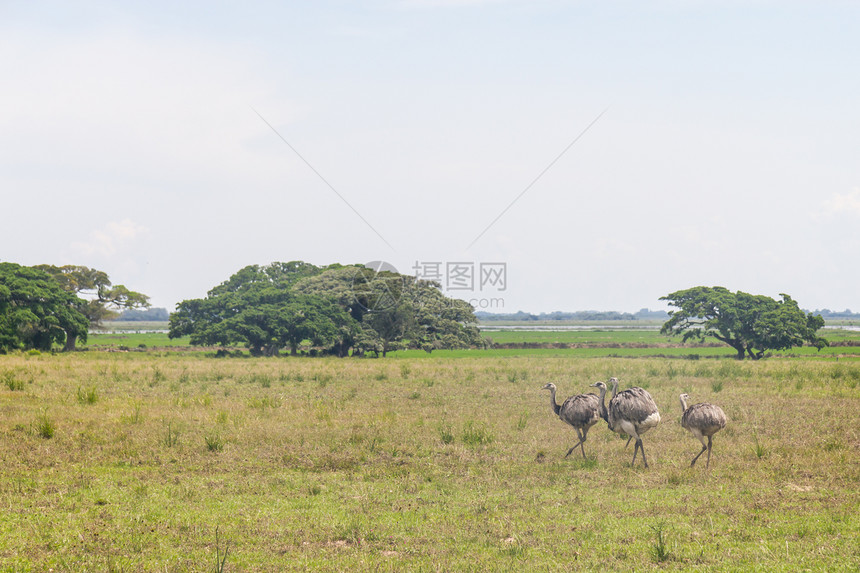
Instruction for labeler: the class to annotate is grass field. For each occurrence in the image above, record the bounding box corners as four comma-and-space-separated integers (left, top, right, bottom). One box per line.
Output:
1, 350, 859, 571
85, 322, 860, 360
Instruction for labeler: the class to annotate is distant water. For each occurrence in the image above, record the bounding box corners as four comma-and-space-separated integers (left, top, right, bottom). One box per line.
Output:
479, 324, 660, 331
90, 328, 168, 334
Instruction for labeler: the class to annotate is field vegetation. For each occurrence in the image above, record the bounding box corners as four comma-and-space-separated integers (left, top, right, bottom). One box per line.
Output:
1, 345, 858, 571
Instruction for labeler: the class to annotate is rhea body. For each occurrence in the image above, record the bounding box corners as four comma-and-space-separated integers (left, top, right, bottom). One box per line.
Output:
591, 377, 661, 467
679, 393, 727, 468
541, 383, 601, 459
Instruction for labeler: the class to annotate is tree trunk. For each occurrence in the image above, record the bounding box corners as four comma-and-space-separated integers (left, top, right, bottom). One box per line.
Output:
63, 330, 77, 352
748, 348, 764, 360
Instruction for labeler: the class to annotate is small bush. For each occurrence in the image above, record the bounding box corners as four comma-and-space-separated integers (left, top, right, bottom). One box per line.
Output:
164, 422, 179, 448
205, 432, 224, 452
438, 423, 455, 445
77, 386, 98, 405
462, 420, 494, 446
36, 413, 55, 439
3, 370, 24, 391
516, 411, 529, 431
753, 430, 768, 459
649, 520, 671, 563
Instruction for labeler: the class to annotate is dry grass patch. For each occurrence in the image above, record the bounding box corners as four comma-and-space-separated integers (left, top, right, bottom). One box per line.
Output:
0, 352, 858, 570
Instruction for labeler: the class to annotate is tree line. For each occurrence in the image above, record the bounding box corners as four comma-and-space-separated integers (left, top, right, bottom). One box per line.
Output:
2, 259, 829, 359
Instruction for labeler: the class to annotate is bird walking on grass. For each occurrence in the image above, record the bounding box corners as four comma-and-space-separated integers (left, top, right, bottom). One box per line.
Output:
591, 377, 661, 468
541, 383, 601, 459
679, 393, 727, 468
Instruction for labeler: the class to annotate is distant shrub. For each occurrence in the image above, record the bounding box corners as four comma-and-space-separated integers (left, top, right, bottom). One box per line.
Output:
36, 413, 55, 439
76, 386, 98, 405
438, 423, 455, 445
205, 432, 224, 452
3, 370, 24, 391
462, 420, 494, 446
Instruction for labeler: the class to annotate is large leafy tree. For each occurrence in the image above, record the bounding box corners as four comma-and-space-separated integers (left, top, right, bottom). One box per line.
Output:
296, 268, 483, 356
409, 279, 485, 352
169, 262, 354, 356
0, 263, 90, 352
292, 265, 383, 356
172, 261, 485, 357
34, 264, 150, 350
660, 286, 827, 360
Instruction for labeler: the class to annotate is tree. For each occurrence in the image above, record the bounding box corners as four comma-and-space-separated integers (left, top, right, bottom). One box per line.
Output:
360, 299, 415, 357
292, 265, 373, 356
409, 280, 485, 352
660, 286, 828, 360
0, 263, 89, 352
171, 261, 486, 357
206, 261, 321, 297
34, 264, 150, 350
169, 263, 354, 356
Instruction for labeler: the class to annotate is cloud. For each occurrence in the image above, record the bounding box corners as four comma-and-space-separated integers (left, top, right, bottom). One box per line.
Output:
820, 188, 860, 217
71, 219, 149, 258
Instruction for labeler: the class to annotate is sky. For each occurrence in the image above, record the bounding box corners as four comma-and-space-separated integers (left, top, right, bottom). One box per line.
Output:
2, 1, 858, 314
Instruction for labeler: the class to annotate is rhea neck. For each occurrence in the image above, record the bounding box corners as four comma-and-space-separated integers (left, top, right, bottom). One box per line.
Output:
547, 386, 561, 416
594, 384, 609, 422
679, 394, 689, 412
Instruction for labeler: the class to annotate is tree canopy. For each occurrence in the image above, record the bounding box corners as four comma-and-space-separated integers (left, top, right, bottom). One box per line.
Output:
0, 263, 90, 352
34, 264, 150, 350
169, 261, 485, 357
660, 286, 827, 359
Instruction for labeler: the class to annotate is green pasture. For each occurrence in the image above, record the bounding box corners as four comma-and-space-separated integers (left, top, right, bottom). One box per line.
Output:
1, 351, 859, 571
83, 322, 860, 360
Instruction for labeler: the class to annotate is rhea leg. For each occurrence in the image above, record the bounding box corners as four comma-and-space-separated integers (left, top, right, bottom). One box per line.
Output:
690, 444, 707, 467
690, 434, 708, 467
578, 427, 589, 459
638, 439, 649, 468
705, 436, 714, 468
565, 428, 585, 458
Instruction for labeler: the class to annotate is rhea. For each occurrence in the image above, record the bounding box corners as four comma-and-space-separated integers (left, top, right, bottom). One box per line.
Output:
591, 377, 661, 468
679, 393, 727, 468
541, 383, 601, 459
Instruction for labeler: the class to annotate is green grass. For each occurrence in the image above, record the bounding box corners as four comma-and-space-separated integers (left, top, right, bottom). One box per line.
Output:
1, 351, 858, 570
76, 322, 860, 362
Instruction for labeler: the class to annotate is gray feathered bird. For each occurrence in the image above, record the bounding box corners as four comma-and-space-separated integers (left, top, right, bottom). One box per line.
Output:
542, 382, 601, 459
679, 393, 727, 468
591, 377, 661, 467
